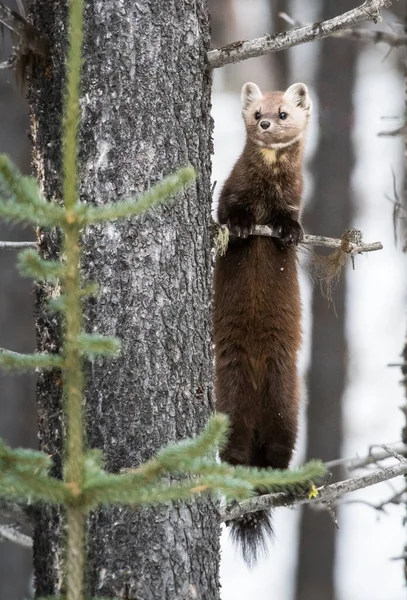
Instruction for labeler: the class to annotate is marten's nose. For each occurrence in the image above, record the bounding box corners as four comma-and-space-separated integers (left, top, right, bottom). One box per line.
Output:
260, 120, 270, 130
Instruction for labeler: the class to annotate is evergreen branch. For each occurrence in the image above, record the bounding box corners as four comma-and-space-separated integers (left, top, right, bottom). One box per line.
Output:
207, 0, 391, 68
82, 474, 253, 508
18, 248, 65, 281
80, 423, 324, 509
155, 413, 229, 468
80, 282, 99, 297
121, 414, 229, 483
230, 460, 325, 493
76, 334, 121, 358
47, 284, 99, 313
0, 348, 63, 371
0, 439, 51, 474
0, 155, 65, 226
221, 454, 407, 522
0, 440, 69, 504
47, 297, 67, 313
78, 167, 195, 225
0, 472, 70, 504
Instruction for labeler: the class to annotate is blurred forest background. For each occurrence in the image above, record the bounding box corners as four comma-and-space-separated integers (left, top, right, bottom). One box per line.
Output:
1, 0, 407, 599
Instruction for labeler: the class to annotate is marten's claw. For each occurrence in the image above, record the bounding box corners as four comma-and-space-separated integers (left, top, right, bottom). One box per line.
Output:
227, 212, 255, 239
273, 216, 303, 246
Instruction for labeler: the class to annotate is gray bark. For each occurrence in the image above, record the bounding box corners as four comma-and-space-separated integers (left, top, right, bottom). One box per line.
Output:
294, 1, 357, 599
28, 1, 219, 599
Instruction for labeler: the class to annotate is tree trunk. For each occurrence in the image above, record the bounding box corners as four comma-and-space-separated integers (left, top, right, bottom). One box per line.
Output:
294, 2, 357, 599
29, 1, 219, 598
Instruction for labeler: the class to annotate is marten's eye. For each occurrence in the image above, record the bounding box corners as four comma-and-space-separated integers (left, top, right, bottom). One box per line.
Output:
279, 112, 288, 120
254, 111, 261, 120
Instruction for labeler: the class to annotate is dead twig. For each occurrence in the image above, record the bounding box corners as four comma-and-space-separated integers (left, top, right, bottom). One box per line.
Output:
216, 224, 383, 255
0, 524, 32, 548
207, 0, 392, 69
279, 11, 407, 48
0, 3, 47, 56
325, 442, 407, 471
0, 241, 36, 249
221, 454, 407, 522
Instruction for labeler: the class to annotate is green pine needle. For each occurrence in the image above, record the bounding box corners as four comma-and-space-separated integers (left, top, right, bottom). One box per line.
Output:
76, 334, 121, 358
47, 296, 66, 313
0, 439, 69, 504
76, 167, 196, 225
18, 249, 65, 282
80, 282, 100, 297
0, 349, 63, 372
231, 460, 326, 494
156, 413, 229, 470
0, 439, 51, 474
0, 155, 65, 227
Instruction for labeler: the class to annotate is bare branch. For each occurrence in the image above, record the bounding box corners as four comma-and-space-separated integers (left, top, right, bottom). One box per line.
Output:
279, 11, 407, 48
0, 499, 33, 529
382, 444, 406, 462
378, 122, 407, 137
325, 442, 407, 470
0, 241, 36, 249
0, 524, 32, 548
218, 224, 383, 255
336, 487, 406, 513
256, 226, 382, 254
391, 553, 407, 561
0, 3, 48, 56
221, 455, 407, 522
207, 0, 392, 69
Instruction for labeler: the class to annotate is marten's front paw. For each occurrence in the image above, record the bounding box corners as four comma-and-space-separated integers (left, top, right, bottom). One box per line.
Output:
272, 215, 303, 247
226, 210, 255, 239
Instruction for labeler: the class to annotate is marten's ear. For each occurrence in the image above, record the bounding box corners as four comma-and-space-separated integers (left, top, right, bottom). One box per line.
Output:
284, 83, 311, 111
241, 82, 262, 110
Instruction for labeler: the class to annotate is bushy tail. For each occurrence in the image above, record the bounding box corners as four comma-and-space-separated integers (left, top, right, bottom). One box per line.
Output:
229, 509, 273, 567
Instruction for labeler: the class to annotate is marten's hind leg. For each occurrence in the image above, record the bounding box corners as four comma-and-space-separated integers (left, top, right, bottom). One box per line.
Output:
216, 353, 260, 466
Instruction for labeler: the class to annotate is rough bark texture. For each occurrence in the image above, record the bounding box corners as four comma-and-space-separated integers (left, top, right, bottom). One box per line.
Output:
294, 2, 357, 599
28, 1, 219, 599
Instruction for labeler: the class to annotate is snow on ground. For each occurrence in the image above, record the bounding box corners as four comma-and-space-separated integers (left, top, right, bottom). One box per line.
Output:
212, 42, 407, 600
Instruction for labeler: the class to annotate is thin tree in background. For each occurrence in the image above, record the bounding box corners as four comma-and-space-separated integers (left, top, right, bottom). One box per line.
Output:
269, 0, 289, 89
401, 0, 407, 585
295, 1, 357, 598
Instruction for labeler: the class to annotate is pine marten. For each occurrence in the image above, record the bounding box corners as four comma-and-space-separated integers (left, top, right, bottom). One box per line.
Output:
213, 81, 312, 565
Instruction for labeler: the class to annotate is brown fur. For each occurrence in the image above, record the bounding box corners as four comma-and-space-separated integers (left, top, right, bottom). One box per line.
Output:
214, 82, 311, 474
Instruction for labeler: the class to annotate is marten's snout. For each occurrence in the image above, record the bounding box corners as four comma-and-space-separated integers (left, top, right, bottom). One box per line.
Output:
260, 120, 271, 130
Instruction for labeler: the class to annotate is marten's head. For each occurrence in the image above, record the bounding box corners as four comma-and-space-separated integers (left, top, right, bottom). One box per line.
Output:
241, 82, 311, 149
